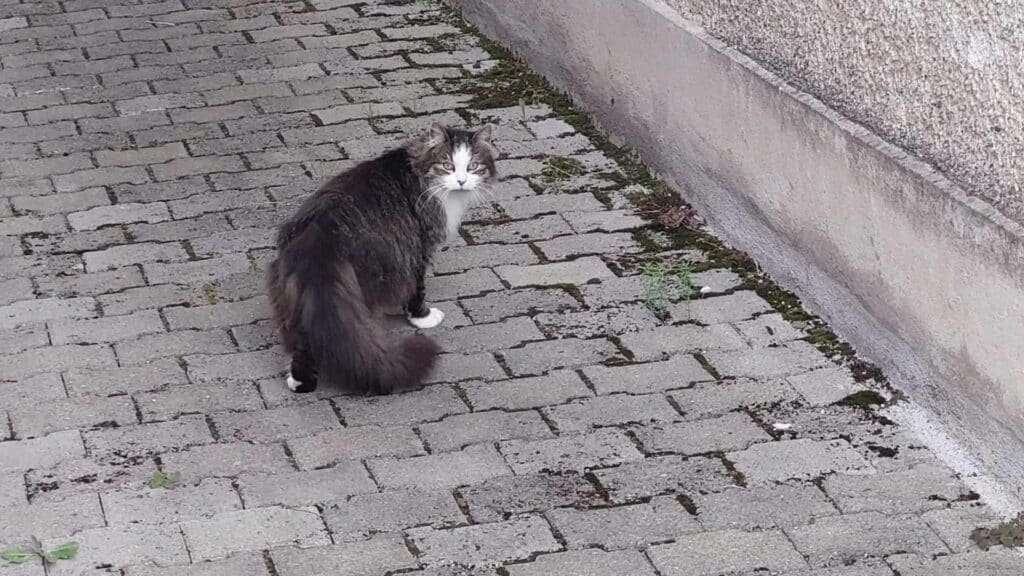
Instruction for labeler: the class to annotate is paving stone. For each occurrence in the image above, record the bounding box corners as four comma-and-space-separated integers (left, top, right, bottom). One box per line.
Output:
0, 296, 97, 330
432, 243, 539, 274
786, 366, 865, 406
648, 529, 808, 576
426, 352, 506, 384
500, 193, 605, 219
506, 549, 657, 576
144, 253, 252, 286
618, 324, 748, 362
420, 409, 553, 452
83, 241, 188, 272
591, 455, 736, 504
185, 347, 287, 385
670, 378, 802, 420
213, 401, 338, 443
582, 355, 713, 395
135, 382, 263, 422
84, 414, 213, 457
732, 312, 805, 347
125, 552, 271, 576
181, 506, 330, 562
562, 209, 646, 233
501, 337, 618, 376
425, 267, 503, 301
822, 464, 969, 514
164, 296, 269, 330
922, 503, 1004, 552
459, 287, 580, 324
409, 515, 560, 569
26, 456, 158, 504
635, 412, 773, 455
43, 524, 189, 576
162, 442, 294, 484
270, 534, 418, 576
115, 329, 235, 365
543, 393, 681, 433
370, 444, 511, 490
704, 341, 829, 379
432, 317, 545, 353
537, 232, 642, 261
887, 549, 1024, 575
0, 492, 103, 542
0, 472, 26, 508
239, 463, 376, 507
0, 324, 47, 356
695, 484, 839, 530
535, 303, 660, 339
336, 384, 468, 426
0, 374, 65, 415
729, 438, 874, 485
463, 370, 591, 411
324, 488, 465, 541
102, 478, 243, 525
787, 511, 949, 567
36, 267, 143, 299
0, 343, 116, 380
11, 394, 136, 438
496, 256, 615, 287
548, 495, 700, 550
499, 428, 643, 474
49, 309, 164, 345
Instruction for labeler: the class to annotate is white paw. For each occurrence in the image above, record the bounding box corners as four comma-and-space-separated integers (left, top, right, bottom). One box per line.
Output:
408, 307, 445, 329
286, 373, 303, 391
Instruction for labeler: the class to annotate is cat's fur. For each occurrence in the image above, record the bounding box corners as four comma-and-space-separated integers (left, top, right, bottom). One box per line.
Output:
266, 123, 498, 395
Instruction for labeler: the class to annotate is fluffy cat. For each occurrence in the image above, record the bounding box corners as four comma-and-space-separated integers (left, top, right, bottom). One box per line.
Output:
266, 123, 498, 394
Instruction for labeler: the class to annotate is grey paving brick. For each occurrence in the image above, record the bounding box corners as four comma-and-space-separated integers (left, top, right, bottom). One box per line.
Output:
704, 340, 829, 379
787, 511, 949, 567
822, 464, 968, 514
164, 296, 268, 331
420, 409, 553, 452
670, 378, 802, 420
544, 393, 680, 433
0, 374, 65, 416
11, 394, 136, 438
592, 455, 736, 504
162, 442, 294, 483
270, 534, 418, 576
432, 243, 539, 275
65, 359, 186, 397
124, 552, 271, 576
0, 472, 26, 507
634, 412, 772, 455
0, 296, 96, 330
500, 193, 605, 219
582, 355, 713, 395
733, 312, 806, 347
324, 488, 464, 542
424, 268, 503, 301
648, 529, 808, 576
0, 213, 67, 236
426, 352, 506, 384
888, 550, 1024, 575
0, 324, 47, 356
537, 232, 642, 261
535, 303, 660, 338
500, 428, 643, 474
432, 317, 544, 354
496, 256, 615, 288
922, 504, 1004, 552
409, 515, 559, 569
460, 472, 600, 523
49, 309, 164, 345
84, 414, 213, 457
507, 549, 656, 576
144, 253, 252, 286
115, 329, 234, 365
239, 463, 376, 507
213, 398, 338, 440
83, 241, 188, 272
151, 154, 246, 181
25, 455, 158, 503
786, 366, 865, 406
181, 505, 330, 562
464, 370, 591, 411
135, 382, 263, 422
0, 429, 83, 473
43, 524, 189, 576
1, 153, 93, 179
459, 287, 580, 324
96, 284, 194, 316
618, 324, 748, 362
548, 495, 700, 550
336, 384, 467, 426
186, 347, 288, 384
0, 343, 116, 380
11, 188, 109, 216
672, 290, 773, 323
729, 438, 874, 485
102, 477, 242, 525
502, 337, 618, 376
370, 444, 511, 490
695, 484, 839, 531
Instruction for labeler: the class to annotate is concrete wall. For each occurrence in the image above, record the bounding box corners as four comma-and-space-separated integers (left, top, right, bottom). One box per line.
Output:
452, 0, 1024, 499
669, 0, 1024, 226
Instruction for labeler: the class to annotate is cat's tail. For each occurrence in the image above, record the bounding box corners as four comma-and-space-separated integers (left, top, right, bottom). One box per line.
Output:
268, 257, 439, 394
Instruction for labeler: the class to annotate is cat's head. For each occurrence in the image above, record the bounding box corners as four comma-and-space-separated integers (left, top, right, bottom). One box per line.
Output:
408, 123, 499, 193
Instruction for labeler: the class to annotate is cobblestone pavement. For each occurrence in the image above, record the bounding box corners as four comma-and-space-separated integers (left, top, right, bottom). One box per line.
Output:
0, 1, 1021, 575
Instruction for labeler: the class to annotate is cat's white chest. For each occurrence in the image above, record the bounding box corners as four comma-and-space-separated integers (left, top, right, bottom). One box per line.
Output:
441, 195, 469, 240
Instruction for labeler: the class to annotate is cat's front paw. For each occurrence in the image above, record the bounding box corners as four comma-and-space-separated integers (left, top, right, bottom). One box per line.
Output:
408, 307, 445, 329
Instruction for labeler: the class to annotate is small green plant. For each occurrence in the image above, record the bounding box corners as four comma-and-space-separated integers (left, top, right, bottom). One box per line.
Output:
2, 538, 78, 566
971, 515, 1024, 550
540, 156, 586, 189
149, 471, 180, 489
642, 260, 697, 315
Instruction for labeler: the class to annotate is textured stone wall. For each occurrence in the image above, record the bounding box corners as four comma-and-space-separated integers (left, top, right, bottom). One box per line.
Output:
667, 0, 1023, 224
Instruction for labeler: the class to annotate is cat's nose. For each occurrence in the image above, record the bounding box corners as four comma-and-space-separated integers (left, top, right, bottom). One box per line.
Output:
456, 177, 467, 187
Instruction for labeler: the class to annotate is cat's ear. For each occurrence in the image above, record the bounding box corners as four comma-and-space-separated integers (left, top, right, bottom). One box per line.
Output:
472, 124, 494, 145
427, 122, 450, 147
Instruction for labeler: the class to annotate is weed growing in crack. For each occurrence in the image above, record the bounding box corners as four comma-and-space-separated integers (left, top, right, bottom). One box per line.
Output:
2, 538, 78, 566
971, 515, 1024, 550
642, 260, 697, 316
149, 470, 181, 489
540, 156, 586, 192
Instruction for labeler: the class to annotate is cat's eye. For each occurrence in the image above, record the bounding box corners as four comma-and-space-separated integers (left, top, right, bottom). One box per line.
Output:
469, 161, 480, 170
442, 162, 454, 171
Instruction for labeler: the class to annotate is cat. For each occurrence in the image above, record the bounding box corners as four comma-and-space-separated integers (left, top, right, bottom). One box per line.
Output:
266, 123, 498, 395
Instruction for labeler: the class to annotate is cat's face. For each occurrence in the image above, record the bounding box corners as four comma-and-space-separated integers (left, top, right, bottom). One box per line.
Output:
412, 123, 498, 194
